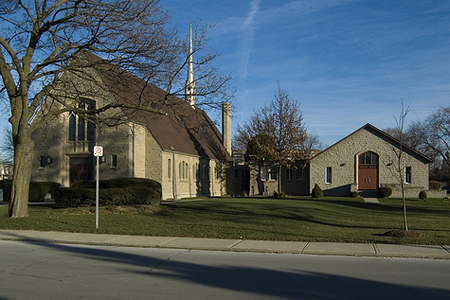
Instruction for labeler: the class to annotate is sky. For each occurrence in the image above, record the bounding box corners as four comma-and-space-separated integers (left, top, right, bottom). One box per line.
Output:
163, 0, 450, 147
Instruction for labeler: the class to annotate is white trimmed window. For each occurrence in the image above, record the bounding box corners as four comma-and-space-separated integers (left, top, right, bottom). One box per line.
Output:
326, 167, 332, 184
405, 166, 412, 184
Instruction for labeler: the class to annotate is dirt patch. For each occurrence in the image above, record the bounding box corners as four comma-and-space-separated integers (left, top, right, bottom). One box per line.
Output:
62, 205, 162, 215
382, 230, 426, 238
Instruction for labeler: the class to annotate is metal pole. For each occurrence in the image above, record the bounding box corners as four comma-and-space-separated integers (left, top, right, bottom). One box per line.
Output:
96, 155, 99, 229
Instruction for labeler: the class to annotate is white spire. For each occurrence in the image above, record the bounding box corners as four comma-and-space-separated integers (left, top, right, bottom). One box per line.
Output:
185, 22, 196, 108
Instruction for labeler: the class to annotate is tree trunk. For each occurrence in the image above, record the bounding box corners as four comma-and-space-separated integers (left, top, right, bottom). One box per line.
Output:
277, 164, 282, 194
401, 180, 408, 231
8, 133, 34, 218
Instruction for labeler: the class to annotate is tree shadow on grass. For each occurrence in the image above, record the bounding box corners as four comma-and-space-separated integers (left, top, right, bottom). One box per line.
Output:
1, 231, 450, 300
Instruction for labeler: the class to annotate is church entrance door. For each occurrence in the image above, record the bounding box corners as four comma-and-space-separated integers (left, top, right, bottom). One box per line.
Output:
69, 157, 94, 186
358, 152, 378, 190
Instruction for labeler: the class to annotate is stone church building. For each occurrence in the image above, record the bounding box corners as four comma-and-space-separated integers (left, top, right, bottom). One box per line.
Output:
31, 31, 232, 200
230, 124, 441, 198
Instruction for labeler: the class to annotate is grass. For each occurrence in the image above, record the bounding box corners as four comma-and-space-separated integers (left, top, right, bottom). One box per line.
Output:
1, 196, 450, 244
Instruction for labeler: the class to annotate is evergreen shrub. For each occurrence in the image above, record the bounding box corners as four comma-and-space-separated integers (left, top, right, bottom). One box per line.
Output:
419, 190, 427, 201
311, 184, 323, 198
351, 192, 360, 198
377, 187, 392, 198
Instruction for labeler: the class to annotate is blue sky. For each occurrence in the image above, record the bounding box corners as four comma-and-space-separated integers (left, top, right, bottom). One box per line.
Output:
164, 0, 450, 147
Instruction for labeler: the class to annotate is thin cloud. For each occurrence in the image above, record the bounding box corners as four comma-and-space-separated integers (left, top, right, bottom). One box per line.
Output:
239, 0, 261, 80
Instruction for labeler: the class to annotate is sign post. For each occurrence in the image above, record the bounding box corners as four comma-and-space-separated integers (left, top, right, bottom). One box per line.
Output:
93, 146, 103, 229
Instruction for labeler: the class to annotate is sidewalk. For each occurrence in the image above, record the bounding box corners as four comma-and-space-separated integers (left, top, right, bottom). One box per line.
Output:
1, 229, 449, 259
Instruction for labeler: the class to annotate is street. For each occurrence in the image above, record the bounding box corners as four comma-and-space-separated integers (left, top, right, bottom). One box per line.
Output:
0, 240, 449, 300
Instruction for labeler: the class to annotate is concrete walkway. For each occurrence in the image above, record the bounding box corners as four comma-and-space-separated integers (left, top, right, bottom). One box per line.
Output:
0, 229, 449, 259
363, 197, 380, 203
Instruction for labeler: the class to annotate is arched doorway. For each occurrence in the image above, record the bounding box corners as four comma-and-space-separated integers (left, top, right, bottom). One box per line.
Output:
358, 152, 378, 190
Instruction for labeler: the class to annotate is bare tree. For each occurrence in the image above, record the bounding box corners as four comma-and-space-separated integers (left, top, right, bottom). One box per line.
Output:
0, 0, 232, 218
407, 107, 450, 177
236, 85, 310, 194
392, 101, 411, 231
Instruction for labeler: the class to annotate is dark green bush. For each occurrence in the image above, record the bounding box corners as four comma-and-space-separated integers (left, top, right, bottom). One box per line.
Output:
311, 184, 323, 198
419, 190, 427, 201
377, 187, 392, 198
30, 182, 61, 202
351, 191, 360, 198
53, 187, 161, 208
72, 178, 161, 195
0, 180, 60, 202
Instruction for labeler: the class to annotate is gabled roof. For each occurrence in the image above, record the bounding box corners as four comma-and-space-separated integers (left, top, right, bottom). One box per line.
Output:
82, 51, 232, 161
309, 123, 432, 164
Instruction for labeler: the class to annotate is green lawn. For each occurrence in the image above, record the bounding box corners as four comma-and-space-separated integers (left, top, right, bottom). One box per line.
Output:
1, 196, 450, 244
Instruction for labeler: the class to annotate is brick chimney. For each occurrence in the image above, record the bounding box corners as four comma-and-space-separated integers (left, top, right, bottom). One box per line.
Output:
222, 102, 232, 156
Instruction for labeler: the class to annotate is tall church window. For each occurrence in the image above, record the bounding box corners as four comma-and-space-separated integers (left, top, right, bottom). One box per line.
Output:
68, 100, 96, 142
69, 115, 76, 141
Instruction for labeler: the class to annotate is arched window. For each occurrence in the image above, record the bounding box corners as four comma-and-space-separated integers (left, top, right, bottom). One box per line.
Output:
358, 152, 378, 166
68, 114, 76, 141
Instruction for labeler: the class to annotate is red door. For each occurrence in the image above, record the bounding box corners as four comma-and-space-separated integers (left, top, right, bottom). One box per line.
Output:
69, 158, 94, 186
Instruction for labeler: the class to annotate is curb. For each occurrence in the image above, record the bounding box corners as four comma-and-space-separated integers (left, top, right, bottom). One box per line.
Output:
0, 229, 449, 259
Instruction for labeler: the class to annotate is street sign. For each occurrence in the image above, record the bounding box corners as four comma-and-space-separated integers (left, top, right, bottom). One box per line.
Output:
94, 146, 103, 157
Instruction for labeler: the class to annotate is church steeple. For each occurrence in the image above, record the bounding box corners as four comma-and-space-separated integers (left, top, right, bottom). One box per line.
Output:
185, 22, 196, 108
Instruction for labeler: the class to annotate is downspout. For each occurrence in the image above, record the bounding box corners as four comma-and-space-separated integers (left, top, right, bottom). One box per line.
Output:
132, 121, 135, 178
172, 152, 176, 199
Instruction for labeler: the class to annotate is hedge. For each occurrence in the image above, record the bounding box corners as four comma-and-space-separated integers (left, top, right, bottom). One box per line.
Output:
53, 187, 161, 208
72, 177, 161, 194
0, 180, 60, 202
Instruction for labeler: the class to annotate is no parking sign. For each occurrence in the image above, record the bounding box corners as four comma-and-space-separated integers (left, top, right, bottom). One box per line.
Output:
94, 146, 103, 157
93, 146, 103, 229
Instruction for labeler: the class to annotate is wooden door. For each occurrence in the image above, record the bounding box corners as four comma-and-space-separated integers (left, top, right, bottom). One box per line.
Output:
69, 157, 93, 186
358, 166, 377, 190
358, 152, 379, 190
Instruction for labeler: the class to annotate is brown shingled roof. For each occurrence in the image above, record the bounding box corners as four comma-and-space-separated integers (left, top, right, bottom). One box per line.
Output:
82, 51, 232, 161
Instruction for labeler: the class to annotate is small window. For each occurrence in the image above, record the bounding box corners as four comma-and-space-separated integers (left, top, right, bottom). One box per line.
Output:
235, 169, 239, 178
168, 159, 171, 178
405, 166, 412, 184
111, 155, 117, 168
326, 167, 332, 184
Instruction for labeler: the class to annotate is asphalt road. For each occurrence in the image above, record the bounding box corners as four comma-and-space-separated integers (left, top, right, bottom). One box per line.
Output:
1, 240, 450, 300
